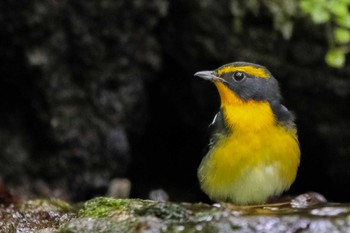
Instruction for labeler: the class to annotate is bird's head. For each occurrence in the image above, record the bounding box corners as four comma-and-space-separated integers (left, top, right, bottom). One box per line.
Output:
194, 62, 282, 107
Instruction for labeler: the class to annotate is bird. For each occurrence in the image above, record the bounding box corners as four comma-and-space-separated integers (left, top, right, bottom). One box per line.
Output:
195, 62, 300, 205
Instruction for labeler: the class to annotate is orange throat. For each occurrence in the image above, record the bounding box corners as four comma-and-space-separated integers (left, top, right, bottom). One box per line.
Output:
214, 81, 276, 131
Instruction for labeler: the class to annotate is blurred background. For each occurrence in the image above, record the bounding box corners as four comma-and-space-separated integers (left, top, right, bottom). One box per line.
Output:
0, 0, 349, 203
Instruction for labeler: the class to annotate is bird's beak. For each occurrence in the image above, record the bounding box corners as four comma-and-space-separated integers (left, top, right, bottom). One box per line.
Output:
194, 70, 218, 81
194, 70, 226, 83
195, 70, 234, 105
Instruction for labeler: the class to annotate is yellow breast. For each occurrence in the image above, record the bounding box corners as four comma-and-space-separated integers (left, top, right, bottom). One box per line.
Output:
198, 83, 300, 204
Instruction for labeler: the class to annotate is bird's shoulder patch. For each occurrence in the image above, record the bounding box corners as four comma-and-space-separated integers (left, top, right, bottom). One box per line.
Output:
208, 110, 230, 148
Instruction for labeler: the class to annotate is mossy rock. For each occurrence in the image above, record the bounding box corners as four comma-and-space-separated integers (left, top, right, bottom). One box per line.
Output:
2, 196, 350, 232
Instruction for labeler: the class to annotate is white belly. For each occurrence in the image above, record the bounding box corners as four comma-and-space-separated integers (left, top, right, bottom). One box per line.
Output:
225, 163, 290, 204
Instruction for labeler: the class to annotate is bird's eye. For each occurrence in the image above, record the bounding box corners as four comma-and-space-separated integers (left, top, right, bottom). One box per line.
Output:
232, 72, 246, 82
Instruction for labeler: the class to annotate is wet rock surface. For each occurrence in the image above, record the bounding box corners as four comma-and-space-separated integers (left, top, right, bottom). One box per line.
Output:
0, 199, 76, 233
1, 196, 350, 233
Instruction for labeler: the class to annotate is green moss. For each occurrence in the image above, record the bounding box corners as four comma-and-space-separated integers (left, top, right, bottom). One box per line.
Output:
73, 197, 193, 232
80, 197, 153, 218
20, 198, 75, 214
80, 197, 191, 222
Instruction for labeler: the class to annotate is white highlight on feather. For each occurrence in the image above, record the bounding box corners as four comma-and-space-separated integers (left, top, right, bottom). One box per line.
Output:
209, 113, 218, 127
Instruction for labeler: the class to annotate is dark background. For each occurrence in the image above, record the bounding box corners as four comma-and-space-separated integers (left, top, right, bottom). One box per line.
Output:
0, 0, 349, 202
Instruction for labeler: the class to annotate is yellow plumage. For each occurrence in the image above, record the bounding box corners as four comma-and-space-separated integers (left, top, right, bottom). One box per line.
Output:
196, 63, 300, 204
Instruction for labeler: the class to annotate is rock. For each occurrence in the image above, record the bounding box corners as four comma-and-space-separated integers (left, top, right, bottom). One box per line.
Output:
3, 197, 350, 233
0, 198, 76, 233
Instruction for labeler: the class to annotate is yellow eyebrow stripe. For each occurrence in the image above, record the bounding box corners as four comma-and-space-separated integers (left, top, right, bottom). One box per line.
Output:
217, 66, 270, 78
